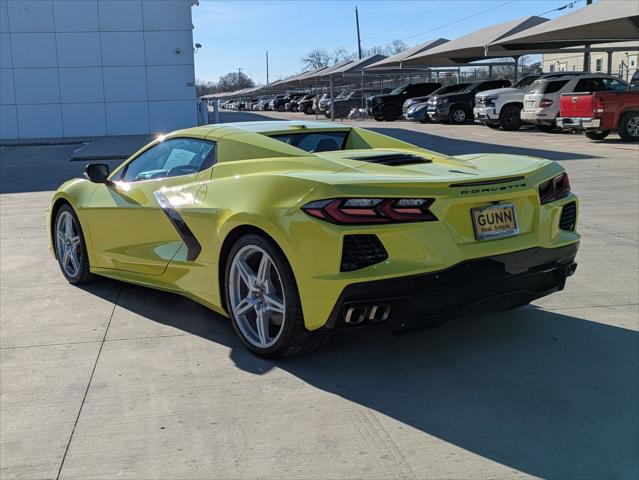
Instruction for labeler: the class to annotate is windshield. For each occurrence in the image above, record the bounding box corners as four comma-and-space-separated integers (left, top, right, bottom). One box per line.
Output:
460, 83, 478, 93
390, 84, 408, 95
514, 75, 538, 90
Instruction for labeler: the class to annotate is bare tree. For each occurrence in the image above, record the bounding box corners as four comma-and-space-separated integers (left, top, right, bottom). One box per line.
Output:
195, 71, 255, 95
301, 48, 331, 70
332, 46, 355, 64
387, 39, 409, 55
216, 71, 255, 92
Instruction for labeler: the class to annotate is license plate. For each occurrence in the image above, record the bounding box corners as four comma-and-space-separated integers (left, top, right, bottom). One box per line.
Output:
526, 101, 535, 107
471, 204, 519, 241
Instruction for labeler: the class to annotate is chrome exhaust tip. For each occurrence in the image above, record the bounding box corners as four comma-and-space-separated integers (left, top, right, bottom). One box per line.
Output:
368, 304, 391, 322
344, 306, 367, 324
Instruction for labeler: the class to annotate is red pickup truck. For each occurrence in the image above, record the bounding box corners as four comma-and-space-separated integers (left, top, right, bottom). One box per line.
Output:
557, 72, 639, 141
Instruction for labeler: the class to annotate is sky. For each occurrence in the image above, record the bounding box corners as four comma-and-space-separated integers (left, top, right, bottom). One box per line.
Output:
192, 0, 586, 84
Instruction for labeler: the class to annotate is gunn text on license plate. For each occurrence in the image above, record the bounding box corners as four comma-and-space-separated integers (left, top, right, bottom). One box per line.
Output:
471, 204, 519, 241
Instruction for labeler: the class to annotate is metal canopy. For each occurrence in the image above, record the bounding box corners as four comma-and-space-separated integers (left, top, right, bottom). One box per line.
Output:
401, 16, 549, 66
325, 54, 387, 76
492, 0, 639, 51
366, 38, 449, 70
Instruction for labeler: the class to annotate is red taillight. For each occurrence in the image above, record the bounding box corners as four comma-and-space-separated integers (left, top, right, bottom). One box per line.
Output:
302, 198, 437, 224
539, 172, 571, 205
539, 98, 553, 108
592, 96, 604, 114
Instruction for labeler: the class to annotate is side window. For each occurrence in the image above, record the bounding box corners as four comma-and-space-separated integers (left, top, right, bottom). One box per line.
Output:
602, 78, 628, 91
544, 80, 569, 94
574, 78, 606, 92
121, 138, 215, 182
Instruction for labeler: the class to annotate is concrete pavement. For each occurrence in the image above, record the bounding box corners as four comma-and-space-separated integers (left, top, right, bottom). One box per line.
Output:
1, 114, 638, 479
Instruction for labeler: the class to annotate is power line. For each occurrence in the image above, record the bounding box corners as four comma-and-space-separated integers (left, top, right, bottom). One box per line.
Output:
399, 0, 516, 42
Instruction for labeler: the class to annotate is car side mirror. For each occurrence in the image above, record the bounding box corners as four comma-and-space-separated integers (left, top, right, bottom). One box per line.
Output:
85, 163, 111, 184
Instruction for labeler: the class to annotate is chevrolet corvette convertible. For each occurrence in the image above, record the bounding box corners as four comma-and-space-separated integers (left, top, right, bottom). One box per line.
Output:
48, 121, 579, 357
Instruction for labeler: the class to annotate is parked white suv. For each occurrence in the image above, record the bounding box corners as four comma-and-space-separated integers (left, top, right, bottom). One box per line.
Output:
521, 74, 627, 131
474, 73, 582, 131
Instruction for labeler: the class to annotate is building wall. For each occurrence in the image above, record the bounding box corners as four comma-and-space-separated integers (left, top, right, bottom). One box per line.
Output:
541, 42, 638, 82
1, 0, 198, 139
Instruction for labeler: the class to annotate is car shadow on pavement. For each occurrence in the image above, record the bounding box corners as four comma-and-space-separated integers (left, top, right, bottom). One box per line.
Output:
369, 128, 598, 161
83, 280, 638, 479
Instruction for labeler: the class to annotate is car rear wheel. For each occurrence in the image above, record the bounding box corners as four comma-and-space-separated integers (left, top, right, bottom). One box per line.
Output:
499, 104, 523, 131
483, 122, 500, 129
448, 106, 467, 124
54, 204, 94, 284
304, 105, 313, 115
225, 234, 328, 358
584, 130, 610, 141
618, 111, 639, 141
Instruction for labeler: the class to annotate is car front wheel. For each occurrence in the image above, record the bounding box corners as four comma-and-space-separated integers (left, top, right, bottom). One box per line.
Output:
54, 204, 94, 284
225, 234, 328, 358
499, 104, 523, 131
448, 106, 467, 124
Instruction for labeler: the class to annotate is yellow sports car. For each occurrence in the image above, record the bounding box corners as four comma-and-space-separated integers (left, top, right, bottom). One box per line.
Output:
48, 121, 579, 357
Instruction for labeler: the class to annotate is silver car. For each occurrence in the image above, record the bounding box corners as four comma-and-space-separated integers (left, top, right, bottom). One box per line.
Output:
521, 74, 628, 131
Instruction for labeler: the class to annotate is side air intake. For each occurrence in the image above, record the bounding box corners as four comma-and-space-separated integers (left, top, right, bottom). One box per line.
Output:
341, 235, 388, 272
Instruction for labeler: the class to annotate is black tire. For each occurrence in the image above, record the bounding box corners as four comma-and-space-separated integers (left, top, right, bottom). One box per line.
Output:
374, 116, 384, 121
484, 122, 500, 129
448, 105, 468, 124
418, 117, 429, 124
499, 104, 523, 131
584, 130, 610, 141
304, 105, 313, 115
277, 105, 284, 112
224, 234, 329, 358
382, 105, 399, 121
618, 111, 639, 141
53, 204, 95, 285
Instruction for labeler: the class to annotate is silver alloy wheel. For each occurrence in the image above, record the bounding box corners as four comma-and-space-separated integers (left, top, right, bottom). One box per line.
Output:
452, 109, 466, 123
229, 245, 286, 349
627, 116, 639, 137
56, 210, 82, 278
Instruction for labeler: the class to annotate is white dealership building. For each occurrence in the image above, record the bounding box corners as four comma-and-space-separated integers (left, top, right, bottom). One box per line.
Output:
1, 0, 198, 139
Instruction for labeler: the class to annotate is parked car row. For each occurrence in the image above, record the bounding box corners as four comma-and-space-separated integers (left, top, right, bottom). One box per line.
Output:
398, 72, 638, 141
218, 71, 638, 142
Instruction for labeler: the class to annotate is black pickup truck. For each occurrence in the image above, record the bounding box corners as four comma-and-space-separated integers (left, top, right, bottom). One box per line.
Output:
426, 79, 511, 124
367, 82, 441, 121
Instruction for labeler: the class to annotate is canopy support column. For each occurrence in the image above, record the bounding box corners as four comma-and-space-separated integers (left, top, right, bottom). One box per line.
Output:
513, 56, 520, 82
606, 51, 613, 74
488, 64, 493, 79
583, 44, 591, 72
329, 75, 335, 121
457, 66, 461, 84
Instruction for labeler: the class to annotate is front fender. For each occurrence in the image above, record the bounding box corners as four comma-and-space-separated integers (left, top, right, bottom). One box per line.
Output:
47, 179, 98, 261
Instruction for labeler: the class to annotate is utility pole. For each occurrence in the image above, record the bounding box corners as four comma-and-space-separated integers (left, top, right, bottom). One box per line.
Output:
238, 67, 242, 86
266, 50, 269, 84
355, 6, 362, 60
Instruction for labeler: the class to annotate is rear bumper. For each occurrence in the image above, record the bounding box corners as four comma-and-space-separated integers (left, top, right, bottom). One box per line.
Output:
556, 117, 602, 130
323, 243, 579, 331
